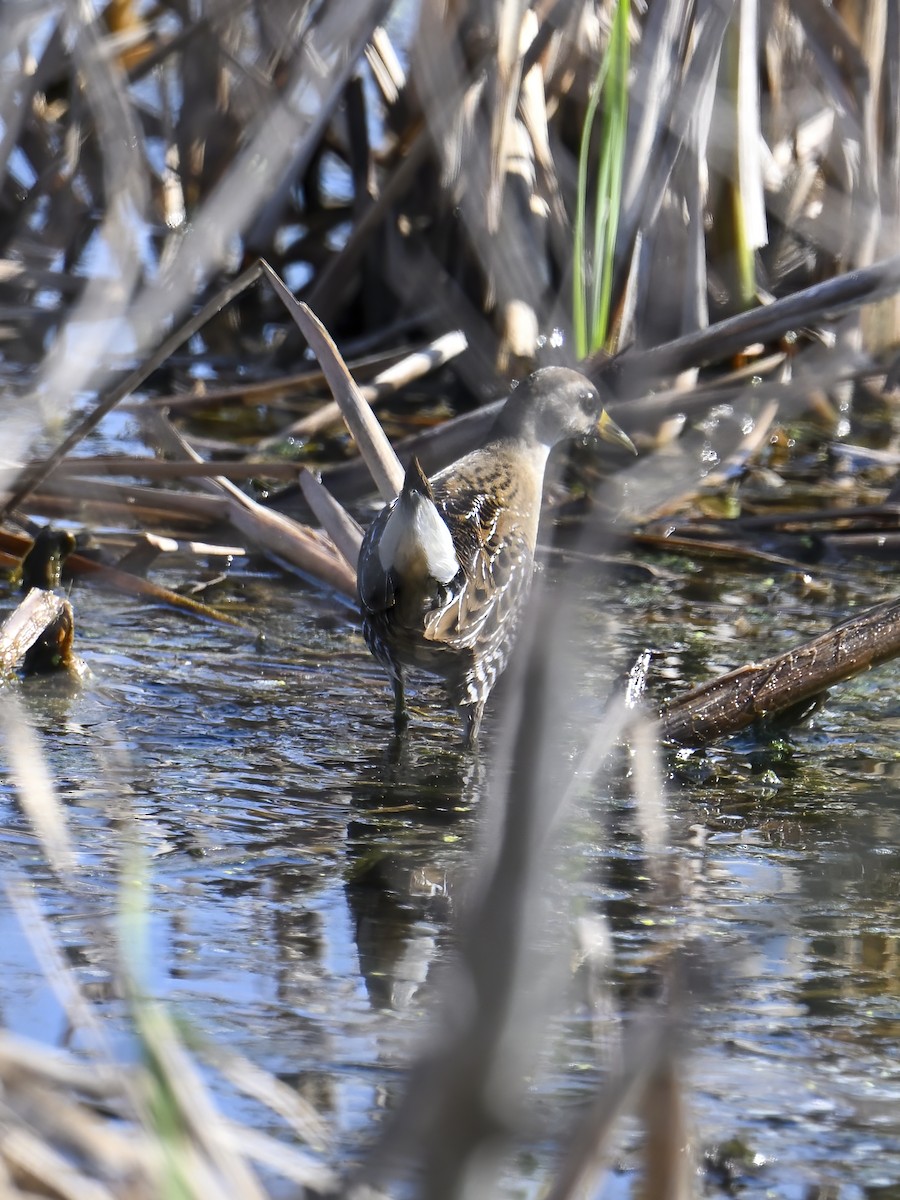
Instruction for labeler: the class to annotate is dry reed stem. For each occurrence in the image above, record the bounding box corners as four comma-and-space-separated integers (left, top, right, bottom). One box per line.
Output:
261, 263, 405, 502
145, 409, 357, 597
2, 698, 76, 876
298, 469, 364, 568
4, 878, 111, 1060
542, 1017, 675, 1200
0, 1118, 120, 1200
127, 997, 270, 1200
20, 478, 231, 525
40, 459, 308, 483
124, 534, 246, 560
637, 1057, 696, 1200
264, 328, 468, 444
197, 1043, 331, 1155
138, 342, 439, 418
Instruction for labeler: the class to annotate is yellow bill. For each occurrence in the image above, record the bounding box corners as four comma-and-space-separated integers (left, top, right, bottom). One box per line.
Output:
597, 408, 637, 455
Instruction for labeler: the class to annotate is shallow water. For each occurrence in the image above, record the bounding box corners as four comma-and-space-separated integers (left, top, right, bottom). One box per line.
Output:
2, 535, 900, 1197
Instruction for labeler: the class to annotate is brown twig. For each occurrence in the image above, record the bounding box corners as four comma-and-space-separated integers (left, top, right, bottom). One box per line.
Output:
33, 458, 307, 483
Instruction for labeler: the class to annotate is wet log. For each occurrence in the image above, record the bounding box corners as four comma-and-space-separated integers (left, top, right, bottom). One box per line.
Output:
0, 589, 78, 677
661, 595, 900, 744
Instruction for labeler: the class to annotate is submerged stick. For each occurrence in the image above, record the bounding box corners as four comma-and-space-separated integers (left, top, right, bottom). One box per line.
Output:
71, 554, 259, 629
0, 529, 254, 630
662, 594, 900, 744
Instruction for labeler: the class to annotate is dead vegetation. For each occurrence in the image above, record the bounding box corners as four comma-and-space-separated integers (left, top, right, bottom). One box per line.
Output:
2, 0, 900, 1196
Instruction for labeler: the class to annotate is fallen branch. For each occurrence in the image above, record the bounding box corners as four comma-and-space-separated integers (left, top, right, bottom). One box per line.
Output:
662, 594, 900, 744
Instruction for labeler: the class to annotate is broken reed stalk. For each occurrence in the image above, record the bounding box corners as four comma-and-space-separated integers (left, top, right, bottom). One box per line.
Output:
143, 410, 357, 597
262, 327, 468, 444
297, 469, 363, 568
662, 593, 900, 744
260, 261, 404, 502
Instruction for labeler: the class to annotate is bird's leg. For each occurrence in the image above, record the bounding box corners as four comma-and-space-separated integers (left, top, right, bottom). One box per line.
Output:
391, 667, 409, 735
460, 699, 485, 749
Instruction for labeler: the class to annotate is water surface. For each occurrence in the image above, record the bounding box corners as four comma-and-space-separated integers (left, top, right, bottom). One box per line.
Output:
2, 535, 900, 1197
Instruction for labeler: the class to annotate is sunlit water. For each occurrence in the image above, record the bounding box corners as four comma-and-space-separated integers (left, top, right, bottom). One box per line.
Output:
2, 527, 900, 1197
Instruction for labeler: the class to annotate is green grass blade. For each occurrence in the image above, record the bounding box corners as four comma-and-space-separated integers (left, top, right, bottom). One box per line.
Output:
574, 0, 631, 356
595, 0, 630, 349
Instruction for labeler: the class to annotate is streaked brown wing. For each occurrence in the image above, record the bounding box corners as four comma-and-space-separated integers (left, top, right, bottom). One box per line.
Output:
423, 492, 532, 652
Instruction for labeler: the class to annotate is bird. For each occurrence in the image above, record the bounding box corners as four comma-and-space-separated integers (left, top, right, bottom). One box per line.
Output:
357, 366, 635, 746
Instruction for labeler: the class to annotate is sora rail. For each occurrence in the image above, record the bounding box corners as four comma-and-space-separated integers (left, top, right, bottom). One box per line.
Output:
357, 366, 635, 746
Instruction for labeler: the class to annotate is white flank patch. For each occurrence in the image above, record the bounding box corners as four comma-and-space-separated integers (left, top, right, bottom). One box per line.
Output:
378, 493, 460, 583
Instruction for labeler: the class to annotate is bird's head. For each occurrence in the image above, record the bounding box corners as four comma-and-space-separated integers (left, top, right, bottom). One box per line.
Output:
494, 366, 636, 454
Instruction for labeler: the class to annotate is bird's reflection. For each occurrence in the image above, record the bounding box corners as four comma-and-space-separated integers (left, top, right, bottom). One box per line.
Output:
344, 742, 485, 1011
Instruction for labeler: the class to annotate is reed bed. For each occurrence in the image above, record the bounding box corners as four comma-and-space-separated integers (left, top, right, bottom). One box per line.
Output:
1, 0, 900, 1196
